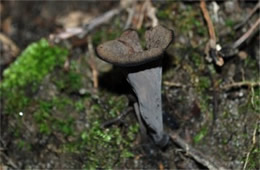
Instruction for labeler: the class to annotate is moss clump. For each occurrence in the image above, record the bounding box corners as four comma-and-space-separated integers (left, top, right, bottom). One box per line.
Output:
80, 120, 138, 169
0, 39, 68, 114
194, 126, 208, 144
33, 97, 75, 136
61, 94, 139, 169
175, 5, 206, 36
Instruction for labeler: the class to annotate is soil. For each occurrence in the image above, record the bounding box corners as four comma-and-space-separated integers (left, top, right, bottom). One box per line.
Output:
0, 1, 259, 169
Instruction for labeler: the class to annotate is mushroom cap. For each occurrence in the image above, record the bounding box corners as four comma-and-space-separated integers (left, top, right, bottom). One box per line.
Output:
145, 25, 173, 50
96, 25, 173, 67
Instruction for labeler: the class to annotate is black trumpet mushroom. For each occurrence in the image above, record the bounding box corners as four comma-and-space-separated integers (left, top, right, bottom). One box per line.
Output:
96, 25, 174, 147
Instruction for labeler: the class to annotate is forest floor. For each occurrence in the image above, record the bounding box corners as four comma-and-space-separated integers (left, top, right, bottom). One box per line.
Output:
0, 1, 259, 169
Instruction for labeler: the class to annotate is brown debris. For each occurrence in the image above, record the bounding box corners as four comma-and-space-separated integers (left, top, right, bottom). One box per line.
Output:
87, 36, 99, 89
200, 0, 224, 66
0, 33, 20, 57
169, 131, 227, 170
131, 0, 159, 29
158, 162, 164, 170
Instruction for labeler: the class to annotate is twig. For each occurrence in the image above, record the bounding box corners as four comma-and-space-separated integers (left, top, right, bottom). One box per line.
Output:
79, 8, 122, 38
136, 0, 149, 29
200, 0, 216, 42
200, 0, 224, 66
242, 123, 258, 170
163, 81, 185, 88
0, 151, 18, 169
169, 131, 227, 170
146, 0, 159, 27
87, 36, 99, 89
220, 5, 260, 58
0, 33, 20, 57
101, 107, 133, 128
124, 4, 136, 29
232, 18, 260, 49
50, 8, 122, 42
220, 81, 260, 90
235, 2, 260, 30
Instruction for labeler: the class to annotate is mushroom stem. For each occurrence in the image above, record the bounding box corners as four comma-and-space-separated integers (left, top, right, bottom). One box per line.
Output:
127, 61, 169, 147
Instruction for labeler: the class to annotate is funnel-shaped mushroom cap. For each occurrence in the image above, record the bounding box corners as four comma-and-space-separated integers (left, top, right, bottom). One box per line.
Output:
96, 25, 173, 67
145, 25, 173, 50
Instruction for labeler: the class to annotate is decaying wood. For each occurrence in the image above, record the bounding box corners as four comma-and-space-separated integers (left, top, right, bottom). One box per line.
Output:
169, 131, 227, 170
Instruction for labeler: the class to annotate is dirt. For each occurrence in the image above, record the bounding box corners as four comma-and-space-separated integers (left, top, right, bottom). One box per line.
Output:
0, 1, 259, 169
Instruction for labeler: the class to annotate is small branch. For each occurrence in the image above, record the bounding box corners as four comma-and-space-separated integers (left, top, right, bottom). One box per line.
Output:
136, 0, 149, 29
235, 2, 260, 30
146, 0, 159, 27
232, 18, 260, 49
220, 81, 260, 90
101, 107, 133, 128
124, 7, 135, 29
163, 81, 185, 88
50, 8, 122, 42
79, 8, 122, 38
200, 0, 216, 41
169, 131, 227, 170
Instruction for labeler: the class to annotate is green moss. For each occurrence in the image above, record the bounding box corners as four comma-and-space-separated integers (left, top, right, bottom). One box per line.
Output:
194, 126, 208, 144
61, 94, 138, 169
190, 51, 205, 69
0, 39, 68, 114
247, 147, 260, 169
157, 9, 171, 20
1, 38, 138, 168
17, 139, 32, 151
92, 25, 122, 47
239, 88, 260, 115
176, 5, 206, 36
33, 97, 75, 136
107, 95, 128, 118
225, 19, 235, 28
251, 88, 260, 113
80, 120, 138, 169
1, 39, 67, 89
199, 76, 211, 90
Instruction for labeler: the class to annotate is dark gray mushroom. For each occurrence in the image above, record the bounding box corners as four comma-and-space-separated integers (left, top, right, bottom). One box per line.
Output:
96, 25, 173, 147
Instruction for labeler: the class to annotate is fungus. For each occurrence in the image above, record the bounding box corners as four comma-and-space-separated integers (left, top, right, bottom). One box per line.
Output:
96, 25, 173, 147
